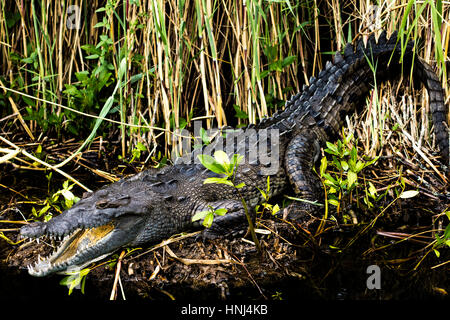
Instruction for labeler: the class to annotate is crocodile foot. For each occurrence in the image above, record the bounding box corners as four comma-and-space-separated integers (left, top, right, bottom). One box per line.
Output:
278, 201, 324, 230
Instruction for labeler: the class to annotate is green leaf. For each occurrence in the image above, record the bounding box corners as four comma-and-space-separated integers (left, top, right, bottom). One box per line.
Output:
258, 187, 268, 201
328, 199, 339, 206
136, 142, 147, 151
341, 160, 349, 171
325, 142, 339, 155
392, 123, 400, 131
85, 54, 100, 59
368, 182, 378, 198
38, 204, 51, 217
203, 177, 234, 187
231, 154, 244, 168
400, 177, 405, 189
433, 249, 440, 257
443, 223, 450, 240
281, 55, 297, 68
59, 268, 90, 295
203, 212, 214, 228
322, 173, 337, 185
272, 204, 280, 215
118, 58, 127, 80
355, 160, 365, 173
320, 156, 327, 177
199, 127, 210, 145
269, 60, 283, 72
347, 171, 357, 187
130, 73, 143, 84
80, 44, 100, 55
75, 71, 90, 82
233, 104, 248, 119
197, 154, 227, 174
350, 146, 357, 162
63, 84, 81, 96
61, 189, 75, 201
214, 208, 228, 216
399, 190, 419, 199
235, 182, 245, 189
344, 133, 353, 145
365, 156, 379, 168
214, 150, 230, 166
192, 210, 209, 222
337, 140, 344, 155
21, 95, 36, 108
332, 156, 342, 170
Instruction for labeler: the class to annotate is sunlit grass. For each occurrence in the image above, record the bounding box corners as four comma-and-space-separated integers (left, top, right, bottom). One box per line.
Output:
0, 0, 447, 162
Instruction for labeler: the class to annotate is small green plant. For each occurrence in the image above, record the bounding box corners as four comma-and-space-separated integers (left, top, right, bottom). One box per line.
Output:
197, 150, 245, 188
59, 247, 141, 295
192, 206, 228, 228
150, 150, 168, 169
59, 268, 91, 295
432, 211, 450, 258
318, 131, 379, 219
193, 127, 214, 150
119, 141, 147, 164
62, 36, 115, 136
194, 150, 261, 252
31, 180, 80, 222
192, 150, 243, 227
233, 104, 249, 125
256, 176, 280, 216
271, 291, 283, 300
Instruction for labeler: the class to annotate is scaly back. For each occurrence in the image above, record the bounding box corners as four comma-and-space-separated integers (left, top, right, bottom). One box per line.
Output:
257, 30, 448, 165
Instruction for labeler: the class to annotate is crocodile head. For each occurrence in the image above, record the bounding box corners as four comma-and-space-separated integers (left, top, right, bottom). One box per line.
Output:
20, 176, 176, 277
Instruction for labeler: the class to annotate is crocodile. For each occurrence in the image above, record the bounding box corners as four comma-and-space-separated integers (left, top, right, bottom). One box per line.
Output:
20, 31, 449, 277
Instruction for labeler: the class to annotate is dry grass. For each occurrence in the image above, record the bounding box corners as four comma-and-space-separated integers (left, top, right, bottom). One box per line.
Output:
0, 0, 448, 163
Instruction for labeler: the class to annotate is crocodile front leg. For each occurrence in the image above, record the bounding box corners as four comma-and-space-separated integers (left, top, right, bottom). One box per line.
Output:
283, 128, 328, 227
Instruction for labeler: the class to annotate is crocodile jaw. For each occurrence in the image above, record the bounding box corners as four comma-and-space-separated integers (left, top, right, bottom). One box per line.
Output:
24, 223, 126, 277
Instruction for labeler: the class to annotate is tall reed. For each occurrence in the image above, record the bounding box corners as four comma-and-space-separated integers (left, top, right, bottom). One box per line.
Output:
0, 0, 448, 162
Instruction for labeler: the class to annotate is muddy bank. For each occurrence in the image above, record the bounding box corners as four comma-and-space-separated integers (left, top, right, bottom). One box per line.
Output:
1, 155, 448, 300
4, 213, 449, 300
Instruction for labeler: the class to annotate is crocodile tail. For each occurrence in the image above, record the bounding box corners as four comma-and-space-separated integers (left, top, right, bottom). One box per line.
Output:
282, 30, 448, 165
412, 58, 448, 166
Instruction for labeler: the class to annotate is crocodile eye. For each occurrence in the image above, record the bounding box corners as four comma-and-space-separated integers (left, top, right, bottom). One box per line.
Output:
95, 199, 109, 209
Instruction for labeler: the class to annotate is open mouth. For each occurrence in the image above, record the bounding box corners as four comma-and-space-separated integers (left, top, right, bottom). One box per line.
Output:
25, 223, 116, 277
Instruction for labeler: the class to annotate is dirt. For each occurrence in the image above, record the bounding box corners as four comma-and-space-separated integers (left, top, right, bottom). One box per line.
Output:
4, 208, 449, 300
0, 147, 448, 301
